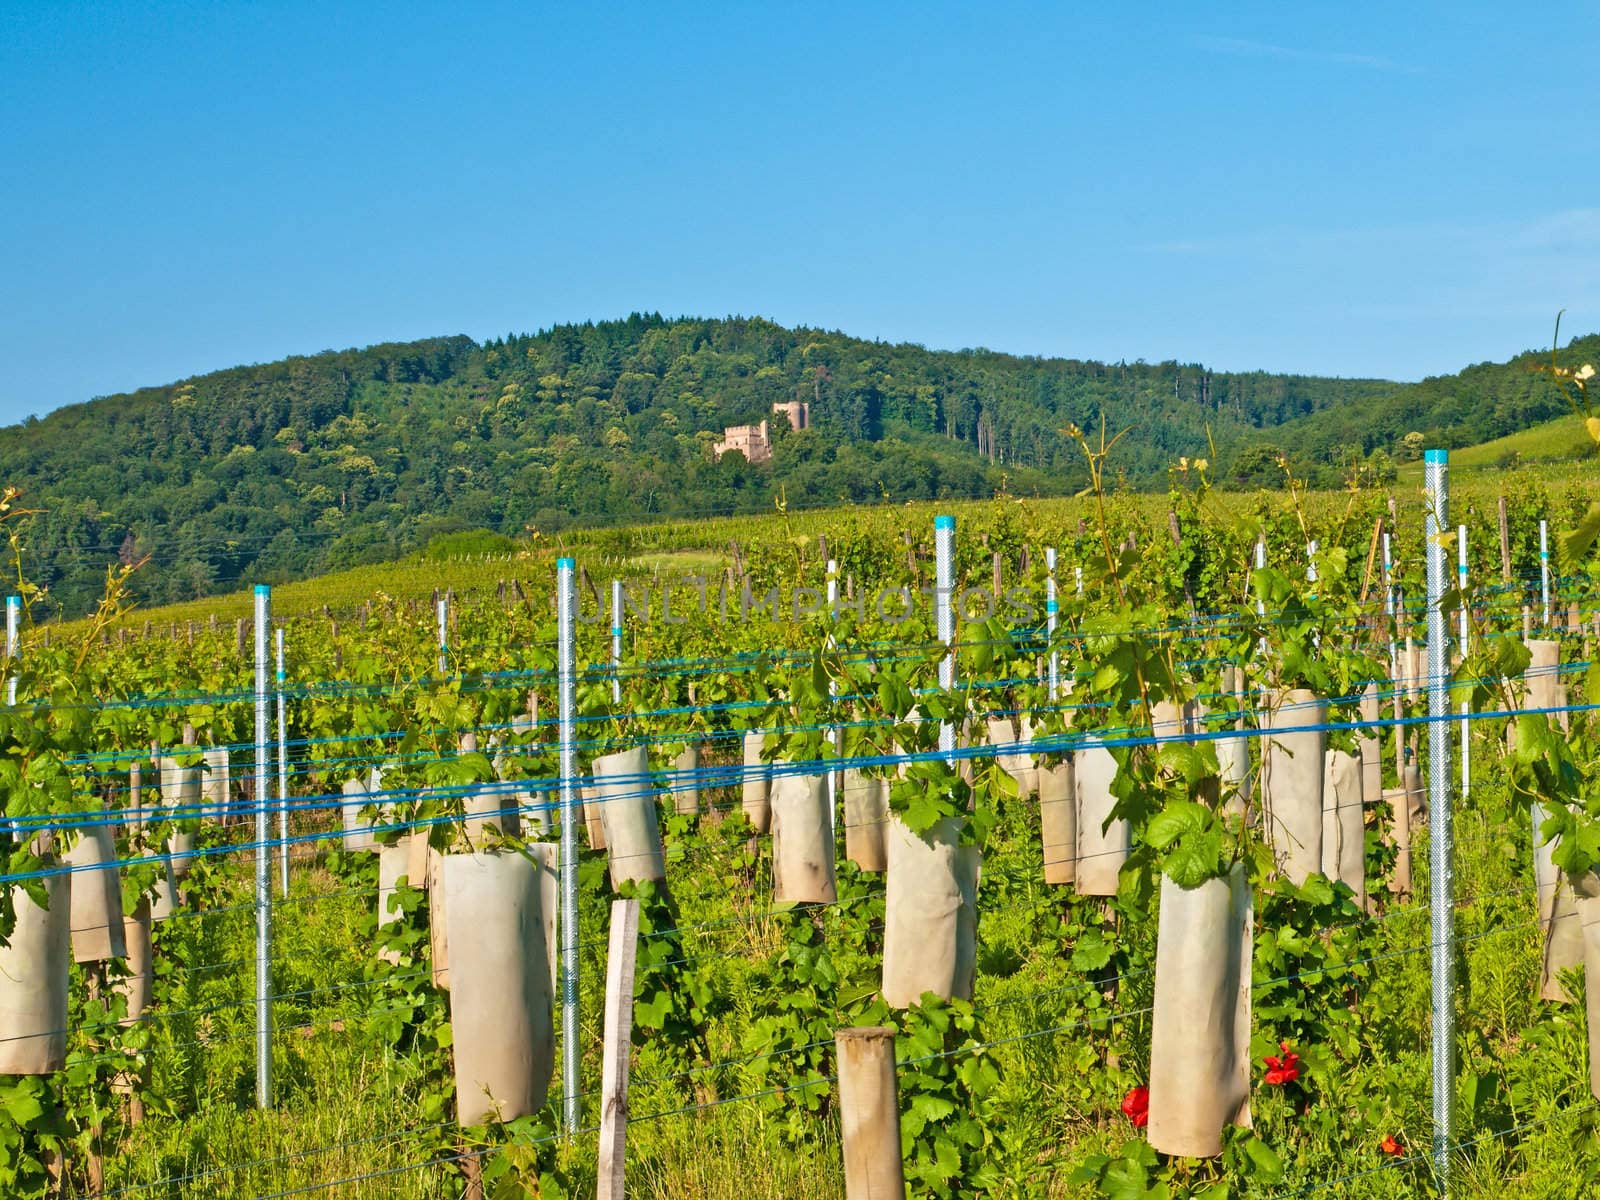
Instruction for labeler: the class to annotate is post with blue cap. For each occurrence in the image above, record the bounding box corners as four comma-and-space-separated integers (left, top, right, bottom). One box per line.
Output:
1539, 519, 1550, 629
557, 557, 580, 1134
826, 558, 840, 838
5, 593, 19, 705
253, 584, 273, 1108
1423, 450, 1454, 1191
437, 594, 449, 675
1045, 548, 1059, 699
610, 579, 623, 705
934, 516, 955, 762
276, 627, 289, 897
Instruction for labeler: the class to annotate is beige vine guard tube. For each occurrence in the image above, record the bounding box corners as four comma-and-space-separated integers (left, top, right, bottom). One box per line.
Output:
116, 900, 153, 1026
593, 745, 667, 889
582, 783, 607, 851
65, 824, 126, 962
1358, 683, 1383, 803
672, 745, 700, 816
986, 715, 1037, 799
427, 847, 451, 988
1074, 744, 1129, 896
202, 747, 230, 824
376, 837, 410, 966
1147, 864, 1252, 1158
462, 785, 521, 848
881, 815, 978, 1007
743, 730, 772, 832
1039, 758, 1076, 885
157, 755, 199, 879
1215, 667, 1251, 817
771, 771, 838, 903
1382, 782, 1412, 897
842, 768, 889, 872
1582, 897, 1600, 1098
341, 777, 378, 853
0, 875, 69, 1074
442, 847, 558, 1126
1262, 689, 1326, 885
1321, 750, 1365, 906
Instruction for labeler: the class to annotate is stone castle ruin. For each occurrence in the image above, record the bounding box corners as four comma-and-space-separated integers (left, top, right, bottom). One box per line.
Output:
713, 401, 809, 463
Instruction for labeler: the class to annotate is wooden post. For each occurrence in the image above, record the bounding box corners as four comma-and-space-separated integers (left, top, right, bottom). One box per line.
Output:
991, 551, 1002, 596
836, 1026, 904, 1199
1497, 495, 1512, 585
128, 761, 142, 836
596, 897, 641, 1200
1359, 518, 1384, 606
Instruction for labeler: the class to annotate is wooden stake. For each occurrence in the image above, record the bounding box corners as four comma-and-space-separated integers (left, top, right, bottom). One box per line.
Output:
1497, 495, 1512, 584
596, 897, 641, 1200
1359, 518, 1384, 607
128, 761, 142, 836
836, 1026, 905, 1199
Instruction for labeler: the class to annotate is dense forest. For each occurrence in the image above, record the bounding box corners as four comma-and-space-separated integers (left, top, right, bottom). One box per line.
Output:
1, 314, 1589, 615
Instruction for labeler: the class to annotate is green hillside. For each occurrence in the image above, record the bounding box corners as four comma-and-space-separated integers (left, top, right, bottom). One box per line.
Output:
1, 315, 1396, 616
1446, 412, 1590, 469
1264, 334, 1600, 469
4, 314, 1592, 618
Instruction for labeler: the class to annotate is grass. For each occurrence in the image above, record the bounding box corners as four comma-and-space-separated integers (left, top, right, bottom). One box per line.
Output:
1395, 414, 1591, 484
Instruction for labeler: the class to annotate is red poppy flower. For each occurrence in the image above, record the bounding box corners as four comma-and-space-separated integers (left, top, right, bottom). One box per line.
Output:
1381, 1134, 1404, 1157
1262, 1040, 1301, 1086
1121, 1085, 1150, 1127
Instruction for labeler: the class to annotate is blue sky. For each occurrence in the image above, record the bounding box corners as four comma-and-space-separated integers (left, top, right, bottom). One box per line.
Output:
3, 2, 1597, 423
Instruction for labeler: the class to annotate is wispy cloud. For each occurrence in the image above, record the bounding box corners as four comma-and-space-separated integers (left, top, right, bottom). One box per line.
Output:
1196, 34, 1423, 75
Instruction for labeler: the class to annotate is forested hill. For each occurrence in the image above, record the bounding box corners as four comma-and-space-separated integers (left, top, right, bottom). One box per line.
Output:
0, 314, 1579, 615
1256, 332, 1600, 469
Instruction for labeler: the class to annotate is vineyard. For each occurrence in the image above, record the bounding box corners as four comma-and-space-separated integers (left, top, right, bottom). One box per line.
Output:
3, 448, 1600, 1200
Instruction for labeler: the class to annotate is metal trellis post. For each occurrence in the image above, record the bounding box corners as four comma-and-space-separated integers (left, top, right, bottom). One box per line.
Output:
1539, 519, 1550, 629
253, 584, 273, 1109
935, 516, 955, 763
1424, 451, 1455, 1192
5, 593, 18, 705
826, 558, 839, 839
1045, 547, 1059, 700
437, 595, 448, 675
557, 557, 580, 1135
276, 627, 289, 897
